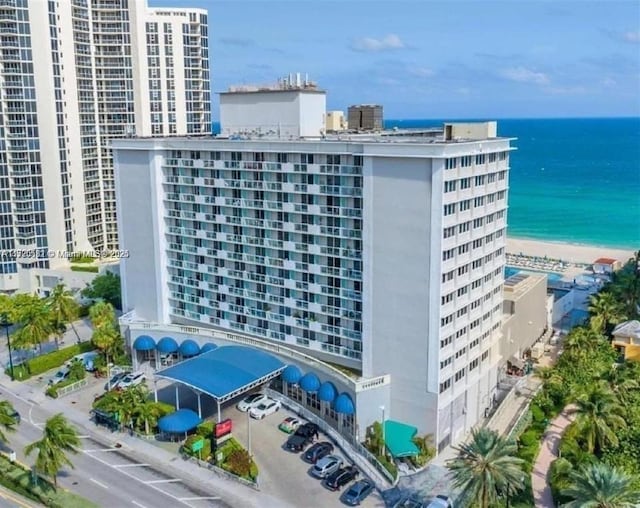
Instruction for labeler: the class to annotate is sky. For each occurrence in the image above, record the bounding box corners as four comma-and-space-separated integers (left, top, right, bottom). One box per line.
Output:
149, 0, 640, 119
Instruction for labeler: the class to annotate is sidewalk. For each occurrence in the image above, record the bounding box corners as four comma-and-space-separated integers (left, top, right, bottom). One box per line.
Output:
531, 406, 576, 508
1, 376, 292, 508
0, 484, 41, 508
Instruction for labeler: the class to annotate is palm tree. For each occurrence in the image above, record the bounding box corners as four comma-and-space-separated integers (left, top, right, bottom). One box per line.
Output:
119, 385, 147, 430
560, 462, 640, 508
24, 413, 80, 488
535, 366, 563, 385
90, 301, 120, 369
0, 400, 18, 442
11, 294, 55, 353
47, 283, 81, 346
89, 301, 117, 330
588, 292, 626, 335
603, 363, 639, 408
610, 251, 640, 319
446, 427, 525, 508
563, 327, 603, 360
133, 402, 160, 435
574, 384, 626, 454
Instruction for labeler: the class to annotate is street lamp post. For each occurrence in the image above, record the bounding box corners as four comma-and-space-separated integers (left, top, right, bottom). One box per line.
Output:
380, 405, 385, 457
0, 313, 14, 381
247, 410, 252, 456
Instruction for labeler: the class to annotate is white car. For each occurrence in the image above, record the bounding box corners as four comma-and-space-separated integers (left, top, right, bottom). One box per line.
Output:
311, 454, 343, 478
236, 393, 269, 412
115, 371, 146, 389
425, 495, 453, 508
248, 398, 281, 419
48, 367, 70, 386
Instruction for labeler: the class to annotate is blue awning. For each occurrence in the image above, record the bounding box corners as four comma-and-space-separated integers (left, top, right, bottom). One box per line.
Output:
299, 372, 321, 392
282, 365, 302, 384
157, 336, 178, 353
156, 345, 286, 402
200, 342, 218, 353
318, 381, 337, 402
179, 339, 200, 357
133, 335, 155, 351
157, 409, 201, 434
334, 393, 355, 415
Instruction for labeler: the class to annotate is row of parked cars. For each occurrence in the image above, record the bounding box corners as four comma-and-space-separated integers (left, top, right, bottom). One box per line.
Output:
235, 393, 375, 505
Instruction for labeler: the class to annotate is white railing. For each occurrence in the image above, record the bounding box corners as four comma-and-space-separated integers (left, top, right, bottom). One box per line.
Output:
265, 388, 396, 488
123, 318, 391, 392
56, 378, 89, 397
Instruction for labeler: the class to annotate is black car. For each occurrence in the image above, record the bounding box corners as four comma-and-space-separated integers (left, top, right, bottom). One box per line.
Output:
340, 479, 375, 506
323, 465, 359, 491
285, 422, 319, 452
304, 441, 334, 463
9, 411, 20, 424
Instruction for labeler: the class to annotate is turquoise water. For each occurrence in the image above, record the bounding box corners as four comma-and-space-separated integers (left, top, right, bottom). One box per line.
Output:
505, 266, 564, 283
212, 118, 640, 250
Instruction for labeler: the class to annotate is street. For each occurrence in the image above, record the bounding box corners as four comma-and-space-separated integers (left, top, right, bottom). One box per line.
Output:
0, 387, 232, 508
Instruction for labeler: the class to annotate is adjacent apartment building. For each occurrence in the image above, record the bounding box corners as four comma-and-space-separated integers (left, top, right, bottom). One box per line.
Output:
113, 85, 513, 450
0, 0, 210, 292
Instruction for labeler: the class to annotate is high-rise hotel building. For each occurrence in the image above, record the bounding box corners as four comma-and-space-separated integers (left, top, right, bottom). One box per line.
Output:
114, 82, 513, 450
0, 0, 209, 291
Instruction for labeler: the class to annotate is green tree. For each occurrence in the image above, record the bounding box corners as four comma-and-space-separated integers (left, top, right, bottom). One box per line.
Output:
226, 448, 253, 478
588, 292, 626, 335
411, 434, 436, 467
90, 301, 120, 368
119, 385, 147, 429
574, 384, 626, 454
610, 251, 640, 319
0, 400, 18, 443
47, 283, 81, 345
82, 272, 122, 309
133, 402, 160, 435
560, 462, 640, 508
11, 294, 55, 352
24, 413, 80, 488
446, 427, 525, 508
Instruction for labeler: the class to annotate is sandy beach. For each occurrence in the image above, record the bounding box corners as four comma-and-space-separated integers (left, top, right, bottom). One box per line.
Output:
506, 237, 636, 266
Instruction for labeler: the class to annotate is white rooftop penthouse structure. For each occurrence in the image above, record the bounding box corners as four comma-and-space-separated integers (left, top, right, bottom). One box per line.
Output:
113, 121, 513, 452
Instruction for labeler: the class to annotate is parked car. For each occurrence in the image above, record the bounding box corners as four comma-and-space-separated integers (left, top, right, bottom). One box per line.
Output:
104, 372, 127, 391
304, 441, 334, 463
340, 479, 375, 506
425, 495, 453, 508
393, 493, 426, 508
9, 410, 20, 424
115, 371, 145, 389
48, 367, 70, 386
311, 454, 343, 479
323, 465, 359, 491
285, 422, 319, 452
278, 416, 302, 434
69, 351, 99, 372
236, 393, 269, 412
248, 398, 281, 419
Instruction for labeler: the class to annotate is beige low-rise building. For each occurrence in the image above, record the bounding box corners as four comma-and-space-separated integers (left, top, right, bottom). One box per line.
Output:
325, 110, 346, 132
501, 273, 548, 367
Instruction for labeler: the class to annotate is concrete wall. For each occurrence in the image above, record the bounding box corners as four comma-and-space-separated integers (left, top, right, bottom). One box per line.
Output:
363, 155, 438, 436
551, 288, 576, 326
445, 122, 497, 140
113, 149, 162, 322
325, 111, 345, 132
220, 91, 326, 138
501, 275, 548, 361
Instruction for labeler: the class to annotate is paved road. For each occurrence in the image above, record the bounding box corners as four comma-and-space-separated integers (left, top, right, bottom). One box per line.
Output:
0, 485, 36, 508
0, 387, 231, 508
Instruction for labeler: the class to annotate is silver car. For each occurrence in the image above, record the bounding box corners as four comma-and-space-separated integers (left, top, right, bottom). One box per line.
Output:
311, 454, 343, 478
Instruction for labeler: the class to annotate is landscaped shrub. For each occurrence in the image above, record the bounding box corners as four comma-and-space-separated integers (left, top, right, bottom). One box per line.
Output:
4, 363, 29, 380
225, 448, 253, 478
70, 265, 99, 273
519, 429, 542, 447
26, 341, 94, 378
530, 403, 546, 424
196, 421, 215, 437
148, 401, 175, 417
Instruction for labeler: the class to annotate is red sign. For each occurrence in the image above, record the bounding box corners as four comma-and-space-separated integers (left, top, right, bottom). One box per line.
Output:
215, 418, 233, 438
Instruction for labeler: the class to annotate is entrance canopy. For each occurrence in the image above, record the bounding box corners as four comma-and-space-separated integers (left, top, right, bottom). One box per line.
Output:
384, 420, 420, 458
155, 345, 285, 403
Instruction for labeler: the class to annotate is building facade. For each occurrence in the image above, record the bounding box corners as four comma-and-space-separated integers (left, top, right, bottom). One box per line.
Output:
113, 123, 512, 450
0, 0, 209, 292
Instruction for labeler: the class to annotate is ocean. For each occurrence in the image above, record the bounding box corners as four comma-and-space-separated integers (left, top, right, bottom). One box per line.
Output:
211, 118, 640, 250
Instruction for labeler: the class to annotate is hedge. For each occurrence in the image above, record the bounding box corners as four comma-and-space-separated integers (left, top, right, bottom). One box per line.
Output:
70, 265, 99, 273
196, 421, 215, 437
9, 342, 95, 380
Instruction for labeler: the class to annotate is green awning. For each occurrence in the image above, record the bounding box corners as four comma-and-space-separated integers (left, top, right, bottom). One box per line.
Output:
383, 419, 420, 458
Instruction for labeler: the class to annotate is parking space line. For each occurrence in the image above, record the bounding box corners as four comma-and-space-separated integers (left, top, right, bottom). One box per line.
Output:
82, 450, 199, 507
90, 478, 109, 489
131, 502, 148, 508
113, 463, 150, 468
178, 497, 222, 501
145, 479, 182, 484
83, 448, 121, 452
78, 435, 90, 438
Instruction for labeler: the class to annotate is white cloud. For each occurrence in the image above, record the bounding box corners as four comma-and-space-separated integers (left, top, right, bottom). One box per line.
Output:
499, 66, 550, 85
409, 66, 435, 77
602, 77, 617, 87
622, 30, 640, 43
351, 34, 405, 52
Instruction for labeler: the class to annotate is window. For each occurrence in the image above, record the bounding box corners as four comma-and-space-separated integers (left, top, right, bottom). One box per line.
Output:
442, 270, 455, 283
439, 378, 452, 393
442, 292, 454, 305
445, 158, 457, 170
469, 358, 479, 371
458, 222, 470, 233
444, 181, 457, 192
460, 178, 471, 189
441, 314, 454, 327
443, 248, 455, 261
454, 369, 466, 382
443, 226, 456, 239
455, 347, 467, 359
440, 356, 453, 368
460, 156, 472, 167
444, 204, 456, 216
441, 334, 454, 348
475, 154, 485, 165
475, 175, 486, 186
